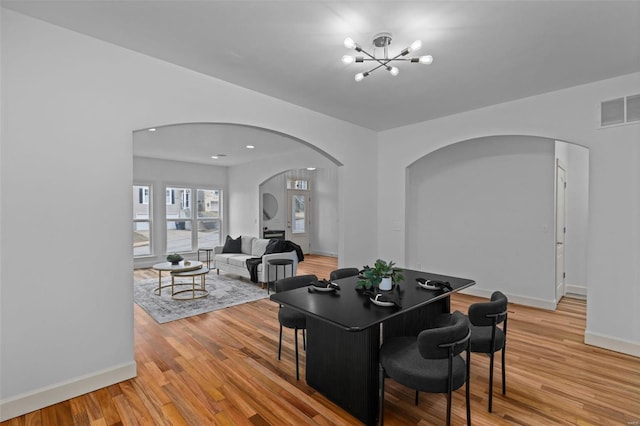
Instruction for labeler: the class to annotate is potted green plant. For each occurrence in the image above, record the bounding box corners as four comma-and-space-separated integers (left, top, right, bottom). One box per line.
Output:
357, 259, 404, 291
166, 253, 183, 265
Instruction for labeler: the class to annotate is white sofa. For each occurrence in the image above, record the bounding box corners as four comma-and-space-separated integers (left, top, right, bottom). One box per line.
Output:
213, 235, 299, 284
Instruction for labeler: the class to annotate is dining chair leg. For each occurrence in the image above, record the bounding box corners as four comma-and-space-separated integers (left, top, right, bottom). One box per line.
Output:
446, 357, 453, 426
446, 389, 452, 426
294, 328, 300, 380
466, 349, 471, 426
302, 329, 306, 351
378, 364, 385, 426
502, 346, 506, 395
415, 390, 419, 405
278, 325, 283, 360
488, 350, 495, 412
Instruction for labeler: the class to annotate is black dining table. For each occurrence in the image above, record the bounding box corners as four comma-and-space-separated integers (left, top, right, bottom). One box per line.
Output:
269, 268, 475, 425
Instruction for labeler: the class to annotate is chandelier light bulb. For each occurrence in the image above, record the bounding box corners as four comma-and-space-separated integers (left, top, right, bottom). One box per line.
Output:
341, 55, 355, 64
389, 66, 399, 76
410, 40, 423, 52
354, 72, 365, 82
419, 55, 434, 64
344, 37, 357, 49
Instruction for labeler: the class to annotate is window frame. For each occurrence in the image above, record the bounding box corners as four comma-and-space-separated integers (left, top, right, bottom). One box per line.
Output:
133, 183, 153, 258
195, 188, 223, 250
164, 185, 223, 254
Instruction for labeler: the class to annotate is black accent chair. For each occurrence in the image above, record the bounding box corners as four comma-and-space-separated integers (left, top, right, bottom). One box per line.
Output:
467, 291, 508, 412
329, 267, 360, 281
379, 311, 471, 426
275, 274, 318, 380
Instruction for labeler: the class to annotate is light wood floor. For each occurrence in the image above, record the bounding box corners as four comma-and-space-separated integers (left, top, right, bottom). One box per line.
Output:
3, 255, 639, 425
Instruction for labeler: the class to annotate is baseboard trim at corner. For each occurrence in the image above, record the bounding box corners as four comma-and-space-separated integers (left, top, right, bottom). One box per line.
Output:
309, 250, 337, 257
460, 287, 557, 310
585, 331, 640, 358
565, 284, 587, 298
0, 361, 137, 422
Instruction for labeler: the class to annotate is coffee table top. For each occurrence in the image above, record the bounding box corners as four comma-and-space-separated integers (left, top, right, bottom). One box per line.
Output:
153, 260, 203, 273
171, 267, 210, 277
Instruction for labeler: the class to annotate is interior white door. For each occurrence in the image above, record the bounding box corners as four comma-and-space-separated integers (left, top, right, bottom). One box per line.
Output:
556, 161, 567, 302
287, 189, 310, 254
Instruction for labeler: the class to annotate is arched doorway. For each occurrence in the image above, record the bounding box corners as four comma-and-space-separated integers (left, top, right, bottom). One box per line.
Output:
405, 135, 589, 309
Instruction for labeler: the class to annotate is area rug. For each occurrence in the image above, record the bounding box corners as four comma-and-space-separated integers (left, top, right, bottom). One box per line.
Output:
134, 273, 268, 324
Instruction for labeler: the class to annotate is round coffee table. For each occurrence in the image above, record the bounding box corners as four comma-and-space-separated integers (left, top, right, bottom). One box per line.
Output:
171, 267, 210, 300
152, 261, 203, 296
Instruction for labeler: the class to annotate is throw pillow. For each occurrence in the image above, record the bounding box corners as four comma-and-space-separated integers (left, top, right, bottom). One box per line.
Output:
222, 235, 242, 253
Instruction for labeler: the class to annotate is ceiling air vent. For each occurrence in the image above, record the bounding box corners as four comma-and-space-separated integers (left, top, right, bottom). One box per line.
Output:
626, 94, 640, 123
601, 97, 624, 126
600, 94, 640, 127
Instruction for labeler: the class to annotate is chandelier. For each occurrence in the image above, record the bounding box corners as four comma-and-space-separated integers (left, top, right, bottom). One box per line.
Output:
341, 32, 433, 82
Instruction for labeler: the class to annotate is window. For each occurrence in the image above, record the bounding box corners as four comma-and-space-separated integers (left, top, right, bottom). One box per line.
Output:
291, 193, 306, 234
138, 187, 149, 204
196, 189, 222, 249
166, 189, 175, 205
133, 185, 151, 256
287, 179, 309, 190
166, 187, 192, 253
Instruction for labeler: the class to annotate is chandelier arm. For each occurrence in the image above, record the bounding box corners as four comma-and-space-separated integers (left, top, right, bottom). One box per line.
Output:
360, 58, 413, 62
364, 62, 387, 75
358, 48, 391, 68
360, 48, 416, 68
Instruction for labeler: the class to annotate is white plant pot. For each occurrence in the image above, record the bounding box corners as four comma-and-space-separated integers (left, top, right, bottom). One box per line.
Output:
379, 276, 393, 291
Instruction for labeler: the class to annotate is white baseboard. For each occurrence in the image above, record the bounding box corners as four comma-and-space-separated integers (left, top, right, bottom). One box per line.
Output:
0, 361, 137, 422
585, 331, 640, 358
309, 250, 337, 257
565, 283, 587, 297
459, 287, 558, 310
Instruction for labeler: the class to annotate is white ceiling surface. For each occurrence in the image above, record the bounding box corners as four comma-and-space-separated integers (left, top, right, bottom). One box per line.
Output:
133, 123, 312, 167
5, 1, 640, 164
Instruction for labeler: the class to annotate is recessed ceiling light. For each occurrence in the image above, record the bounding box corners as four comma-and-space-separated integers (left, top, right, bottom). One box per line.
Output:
148, 128, 156, 132
211, 155, 219, 159
246, 145, 255, 149
307, 167, 316, 171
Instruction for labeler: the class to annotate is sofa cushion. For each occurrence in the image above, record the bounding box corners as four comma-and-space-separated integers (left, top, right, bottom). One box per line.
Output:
241, 236, 255, 255
222, 235, 242, 253
227, 254, 251, 268
213, 253, 234, 265
251, 238, 271, 257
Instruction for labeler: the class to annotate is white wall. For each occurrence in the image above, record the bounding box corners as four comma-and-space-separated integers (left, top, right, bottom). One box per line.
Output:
132, 156, 228, 268
406, 136, 557, 307
0, 10, 377, 420
261, 173, 286, 232
310, 167, 339, 257
379, 73, 640, 356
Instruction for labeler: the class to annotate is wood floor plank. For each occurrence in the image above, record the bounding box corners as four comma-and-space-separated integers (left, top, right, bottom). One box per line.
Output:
3, 254, 639, 425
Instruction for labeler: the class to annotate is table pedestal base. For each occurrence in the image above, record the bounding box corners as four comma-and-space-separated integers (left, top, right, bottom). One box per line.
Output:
306, 317, 380, 425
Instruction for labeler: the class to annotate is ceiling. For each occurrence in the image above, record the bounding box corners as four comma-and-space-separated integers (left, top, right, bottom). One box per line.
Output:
132, 123, 316, 167
4, 0, 639, 164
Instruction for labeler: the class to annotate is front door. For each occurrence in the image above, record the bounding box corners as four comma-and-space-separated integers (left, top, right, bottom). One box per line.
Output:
287, 189, 310, 254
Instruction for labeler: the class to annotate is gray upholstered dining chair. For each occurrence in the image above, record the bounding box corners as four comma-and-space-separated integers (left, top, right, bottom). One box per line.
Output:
466, 290, 508, 412
275, 274, 318, 380
329, 267, 360, 281
379, 310, 471, 426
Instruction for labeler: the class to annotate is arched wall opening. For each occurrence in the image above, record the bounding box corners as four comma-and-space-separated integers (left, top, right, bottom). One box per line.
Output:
405, 135, 589, 309
260, 167, 339, 257
133, 122, 342, 267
